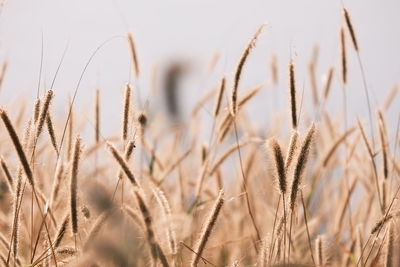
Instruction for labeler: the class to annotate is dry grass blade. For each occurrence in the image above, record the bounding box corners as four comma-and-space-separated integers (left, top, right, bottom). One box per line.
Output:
191, 190, 224, 267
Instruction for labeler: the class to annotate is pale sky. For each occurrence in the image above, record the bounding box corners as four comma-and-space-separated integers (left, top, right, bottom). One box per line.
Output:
0, 0, 398, 137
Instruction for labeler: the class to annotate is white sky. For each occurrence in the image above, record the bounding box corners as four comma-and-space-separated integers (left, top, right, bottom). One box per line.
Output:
0, 0, 398, 138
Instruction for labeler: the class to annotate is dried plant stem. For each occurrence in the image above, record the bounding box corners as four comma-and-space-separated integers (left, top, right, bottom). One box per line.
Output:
357, 117, 383, 213
191, 190, 224, 267
232, 119, 262, 243
300, 191, 316, 266
135, 190, 169, 267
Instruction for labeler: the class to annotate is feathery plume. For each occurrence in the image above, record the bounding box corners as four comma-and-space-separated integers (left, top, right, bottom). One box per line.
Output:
70, 136, 81, 234
269, 138, 287, 195
289, 61, 297, 128
122, 84, 131, 141
343, 8, 359, 51
191, 190, 224, 267
290, 123, 315, 210
231, 24, 265, 116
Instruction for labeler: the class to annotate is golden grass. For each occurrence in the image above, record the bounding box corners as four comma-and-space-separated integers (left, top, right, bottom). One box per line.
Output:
0, 9, 398, 267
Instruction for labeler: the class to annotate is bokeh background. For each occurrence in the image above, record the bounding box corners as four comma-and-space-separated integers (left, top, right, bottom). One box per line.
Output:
0, 0, 398, 138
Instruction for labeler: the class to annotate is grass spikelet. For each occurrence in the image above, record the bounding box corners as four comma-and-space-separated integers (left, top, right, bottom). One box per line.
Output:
340, 27, 347, 84
0, 60, 7, 91
308, 46, 319, 106
289, 60, 297, 129
258, 236, 270, 267
35, 89, 53, 140
66, 97, 74, 160
33, 98, 41, 123
50, 161, 65, 207
285, 130, 299, 172
231, 24, 265, 116
214, 76, 225, 117
0, 156, 13, 190
371, 211, 400, 235
271, 53, 278, 85
383, 84, 398, 111
386, 222, 395, 267
46, 112, 58, 155
127, 32, 140, 78
343, 8, 359, 51
95, 89, 100, 143
315, 235, 324, 266
269, 138, 287, 195
134, 189, 169, 267
381, 180, 387, 212
323, 66, 334, 100
9, 118, 33, 263
0, 109, 34, 186
191, 190, 224, 267
70, 136, 81, 234
152, 186, 177, 255
54, 215, 69, 249
107, 142, 138, 186
377, 110, 389, 179
290, 123, 315, 210
118, 140, 136, 180
122, 84, 131, 141
57, 247, 76, 256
